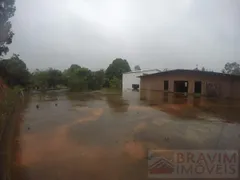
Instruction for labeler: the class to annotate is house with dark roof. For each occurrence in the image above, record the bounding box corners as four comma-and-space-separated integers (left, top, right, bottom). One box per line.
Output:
139, 69, 240, 98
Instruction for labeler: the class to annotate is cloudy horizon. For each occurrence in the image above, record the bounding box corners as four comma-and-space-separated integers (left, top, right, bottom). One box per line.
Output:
5, 0, 240, 71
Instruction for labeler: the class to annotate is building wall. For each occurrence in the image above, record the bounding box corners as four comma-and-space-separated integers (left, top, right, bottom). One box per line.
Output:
122, 70, 159, 91
231, 81, 240, 98
140, 72, 240, 98
122, 72, 141, 91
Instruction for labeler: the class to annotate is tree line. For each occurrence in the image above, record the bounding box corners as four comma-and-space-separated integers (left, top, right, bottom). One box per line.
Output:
0, 55, 132, 91
31, 58, 131, 91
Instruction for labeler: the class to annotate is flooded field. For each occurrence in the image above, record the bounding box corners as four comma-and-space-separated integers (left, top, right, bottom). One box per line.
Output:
13, 90, 240, 180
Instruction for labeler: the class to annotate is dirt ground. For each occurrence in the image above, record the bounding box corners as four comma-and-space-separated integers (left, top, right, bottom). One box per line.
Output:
12, 91, 240, 180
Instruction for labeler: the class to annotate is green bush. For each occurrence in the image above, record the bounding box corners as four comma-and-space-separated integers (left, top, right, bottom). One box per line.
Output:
109, 76, 121, 89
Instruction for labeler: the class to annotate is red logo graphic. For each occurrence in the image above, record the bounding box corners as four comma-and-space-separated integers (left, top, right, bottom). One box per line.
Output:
149, 157, 174, 174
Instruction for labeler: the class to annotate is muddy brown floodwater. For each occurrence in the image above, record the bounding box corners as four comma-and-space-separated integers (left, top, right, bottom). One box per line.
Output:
13, 91, 240, 180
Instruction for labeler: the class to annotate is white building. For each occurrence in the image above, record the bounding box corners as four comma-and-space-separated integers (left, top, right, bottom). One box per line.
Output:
122, 69, 160, 91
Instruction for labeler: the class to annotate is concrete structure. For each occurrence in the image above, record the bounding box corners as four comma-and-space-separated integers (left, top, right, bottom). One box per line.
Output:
140, 69, 240, 98
122, 69, 160, 91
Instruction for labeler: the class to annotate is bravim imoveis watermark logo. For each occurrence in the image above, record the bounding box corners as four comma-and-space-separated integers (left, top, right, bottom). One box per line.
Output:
148, 150, 238, 178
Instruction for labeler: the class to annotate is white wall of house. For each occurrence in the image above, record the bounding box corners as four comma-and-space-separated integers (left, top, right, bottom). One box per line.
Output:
122, 69, 160, 91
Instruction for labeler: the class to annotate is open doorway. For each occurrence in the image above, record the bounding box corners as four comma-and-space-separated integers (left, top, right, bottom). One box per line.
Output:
174, 81, 188, 93
164, 80, 169, 91
194, 81, 202, 94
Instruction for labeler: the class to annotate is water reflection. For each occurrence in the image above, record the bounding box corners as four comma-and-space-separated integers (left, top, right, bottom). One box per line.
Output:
105, 92, 129, 112
140, 90, 240, 123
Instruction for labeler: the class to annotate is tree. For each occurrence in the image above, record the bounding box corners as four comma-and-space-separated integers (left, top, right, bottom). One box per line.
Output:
222, 62, 240, 75
47, 68, 63, 88
109, 76, 121, 89
69, 64, 81, 73
0, 54, 30, 87
134, 65, 141, 71
105, 58, 131, 88
201, 67, 206, 71
63, 65, 105, 91
31, 70, 49, 90
31, 68, 65, 90
91, 69, 105, 90
0, 0, 16, 56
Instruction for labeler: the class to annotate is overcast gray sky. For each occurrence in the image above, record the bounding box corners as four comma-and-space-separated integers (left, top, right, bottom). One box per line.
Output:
6, 0, 240, 71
